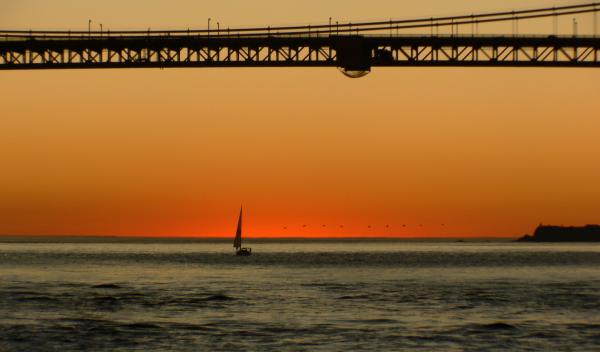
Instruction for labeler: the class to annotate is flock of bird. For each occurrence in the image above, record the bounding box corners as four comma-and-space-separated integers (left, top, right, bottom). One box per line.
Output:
281, 223, 447, 230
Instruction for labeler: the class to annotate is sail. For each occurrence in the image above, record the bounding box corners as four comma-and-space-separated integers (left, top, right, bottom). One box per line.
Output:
233, 207, 242, 249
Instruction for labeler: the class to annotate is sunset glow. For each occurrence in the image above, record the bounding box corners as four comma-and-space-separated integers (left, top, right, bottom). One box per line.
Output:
1, 0, 599, 238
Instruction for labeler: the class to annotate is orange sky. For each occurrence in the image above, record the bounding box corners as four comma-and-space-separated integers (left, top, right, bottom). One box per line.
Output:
1, 1, 600, 238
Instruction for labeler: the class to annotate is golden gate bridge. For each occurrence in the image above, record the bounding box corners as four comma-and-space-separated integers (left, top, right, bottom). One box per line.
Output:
1, 2, 599, 77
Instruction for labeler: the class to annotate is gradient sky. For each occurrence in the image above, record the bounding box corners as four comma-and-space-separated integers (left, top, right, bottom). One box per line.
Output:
1, 0, 599, 237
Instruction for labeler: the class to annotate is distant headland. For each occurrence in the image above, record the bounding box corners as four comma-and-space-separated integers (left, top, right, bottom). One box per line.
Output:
518, 224, 600, 242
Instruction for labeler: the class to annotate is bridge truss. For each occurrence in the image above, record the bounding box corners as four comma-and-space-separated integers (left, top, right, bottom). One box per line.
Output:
1, 2, 599, 74
1, 35, 599, 70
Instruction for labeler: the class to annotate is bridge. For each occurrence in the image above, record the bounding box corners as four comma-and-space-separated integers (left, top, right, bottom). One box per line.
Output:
1, 3, 599, 77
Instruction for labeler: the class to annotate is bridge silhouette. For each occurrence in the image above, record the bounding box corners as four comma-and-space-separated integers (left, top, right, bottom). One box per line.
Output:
1, 3, 599, 77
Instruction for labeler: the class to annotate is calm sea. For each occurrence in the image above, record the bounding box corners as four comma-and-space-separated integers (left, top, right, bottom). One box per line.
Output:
1, 238, 599, 351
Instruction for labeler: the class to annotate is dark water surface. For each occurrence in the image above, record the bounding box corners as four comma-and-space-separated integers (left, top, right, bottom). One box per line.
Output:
1, 239, 599, 351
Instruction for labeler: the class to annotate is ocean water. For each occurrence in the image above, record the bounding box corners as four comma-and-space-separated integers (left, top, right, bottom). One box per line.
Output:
1, 238, 599, 351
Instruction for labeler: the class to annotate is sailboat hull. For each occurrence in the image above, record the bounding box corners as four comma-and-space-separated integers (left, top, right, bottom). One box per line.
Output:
236, 248, 252, 256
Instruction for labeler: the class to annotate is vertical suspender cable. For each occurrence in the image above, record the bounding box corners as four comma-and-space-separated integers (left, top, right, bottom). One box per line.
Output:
553, 8, 558, 35
430, 18, 433, 36
594, 3, 598, 37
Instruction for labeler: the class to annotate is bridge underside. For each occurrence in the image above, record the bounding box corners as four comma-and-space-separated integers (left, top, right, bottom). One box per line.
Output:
1, 36, 599, 70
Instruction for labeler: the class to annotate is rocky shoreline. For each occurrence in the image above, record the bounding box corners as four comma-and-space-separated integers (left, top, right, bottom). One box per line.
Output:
518, 225, 600, 242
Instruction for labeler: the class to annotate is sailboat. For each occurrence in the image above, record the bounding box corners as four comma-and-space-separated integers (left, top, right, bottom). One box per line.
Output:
233, 207, 252, 256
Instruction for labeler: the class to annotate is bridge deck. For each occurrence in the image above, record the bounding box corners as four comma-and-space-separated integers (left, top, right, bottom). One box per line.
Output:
1, 35, 599, 70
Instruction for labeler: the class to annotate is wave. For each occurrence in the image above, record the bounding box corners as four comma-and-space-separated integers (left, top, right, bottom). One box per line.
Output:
479, 322, 518, 331
201, 294, 235, 301
2, 251, 600, 268
123, 322, 162, 330
91, 284, 123, 289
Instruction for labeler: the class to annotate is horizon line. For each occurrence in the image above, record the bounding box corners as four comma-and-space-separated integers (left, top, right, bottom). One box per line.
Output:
0, 234, 518, 240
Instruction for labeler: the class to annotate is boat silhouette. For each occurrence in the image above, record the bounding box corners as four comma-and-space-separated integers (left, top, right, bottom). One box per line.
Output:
233, 207, 252, 256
